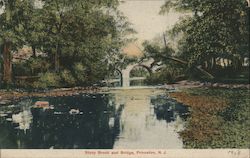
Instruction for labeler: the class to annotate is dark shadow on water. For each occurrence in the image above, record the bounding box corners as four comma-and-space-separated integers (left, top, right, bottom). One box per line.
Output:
151, 95, 189, 123
0, 91, 189, 149
0, 94, 123, 149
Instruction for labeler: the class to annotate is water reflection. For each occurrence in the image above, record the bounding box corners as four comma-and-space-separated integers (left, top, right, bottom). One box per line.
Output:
152, 96, 189, 123
0, 94, 121, 149
0, 89, 188, 149
112, 89, 188, 149
12, 106, 33, 132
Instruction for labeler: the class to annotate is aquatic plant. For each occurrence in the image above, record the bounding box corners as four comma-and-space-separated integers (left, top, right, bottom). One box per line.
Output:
170, 88, 250, 148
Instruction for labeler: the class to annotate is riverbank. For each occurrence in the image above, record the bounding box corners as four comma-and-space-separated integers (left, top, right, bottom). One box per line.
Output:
0, 83, 249, 148
164, 80, 250, 89
0, 87, 105, 105
169, 88, 250, 148
0, 80, 249, 105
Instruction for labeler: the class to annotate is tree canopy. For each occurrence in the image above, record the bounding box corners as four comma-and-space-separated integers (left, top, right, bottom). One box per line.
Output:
0, 0, 133, 87
161, 0, 249, 70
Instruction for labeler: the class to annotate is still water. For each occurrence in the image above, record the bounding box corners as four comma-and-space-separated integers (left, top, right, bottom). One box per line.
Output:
0, 88, 189, 149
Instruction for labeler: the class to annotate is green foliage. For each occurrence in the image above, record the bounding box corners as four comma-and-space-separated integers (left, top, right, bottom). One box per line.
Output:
145, 72, 164, 85
211, 66, 250, 83
146, 65, 185, 84
0, 0, 133, 88
177, 88, 250, 148
37, 0, 133, 73
59, 69, 76, 87
143, 40, 174, 62
0, 0, 36, 48
32, 72, 60, 89
130, 67, 150, 77
213, 89, 250, 148
13, 57, 51, 76
13, 62, 30, 76
142, 41, 187, 84
161, 0, 249, 72
71, 62, 87, 85
28, 57, 51, 74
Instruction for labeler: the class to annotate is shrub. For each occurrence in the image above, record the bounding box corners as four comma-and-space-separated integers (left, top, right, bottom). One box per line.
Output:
28, 57, 51, 75
13, 57, 51, 76
60, 69, 76, 87
72, 62, 87, 85
13, 62, 30, 76
32, 72, 60, 89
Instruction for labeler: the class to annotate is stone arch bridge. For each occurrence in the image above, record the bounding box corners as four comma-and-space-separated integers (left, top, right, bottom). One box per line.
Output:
121, 58, 154, 87
105, 58, 155, 87
104, 56, 214, 87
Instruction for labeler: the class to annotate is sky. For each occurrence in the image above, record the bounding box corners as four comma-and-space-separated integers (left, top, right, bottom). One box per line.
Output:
119, 0, 183, 56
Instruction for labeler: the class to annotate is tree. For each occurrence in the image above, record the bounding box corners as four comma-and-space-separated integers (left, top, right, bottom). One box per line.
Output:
37, 0, 132, 82
161, 0, 249, 72
0, 0, 133, 87
0, 0, 35, 86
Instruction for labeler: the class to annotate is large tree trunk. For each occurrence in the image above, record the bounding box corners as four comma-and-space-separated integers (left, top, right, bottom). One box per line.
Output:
3, 41, 12, 85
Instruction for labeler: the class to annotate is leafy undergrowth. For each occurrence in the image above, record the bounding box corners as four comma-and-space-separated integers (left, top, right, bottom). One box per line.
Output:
170, 88, 250, 148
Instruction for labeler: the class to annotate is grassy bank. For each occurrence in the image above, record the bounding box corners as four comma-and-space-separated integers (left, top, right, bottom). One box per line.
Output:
170, 88, 250, 148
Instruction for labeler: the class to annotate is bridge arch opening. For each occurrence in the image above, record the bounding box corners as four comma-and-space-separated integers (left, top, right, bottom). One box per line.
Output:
129, 65, 151, 86
114, 69, 123, 87
106, 69, 123, 87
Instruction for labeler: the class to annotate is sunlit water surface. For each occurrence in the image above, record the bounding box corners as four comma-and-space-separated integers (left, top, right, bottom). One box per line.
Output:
0, 88, 189, 149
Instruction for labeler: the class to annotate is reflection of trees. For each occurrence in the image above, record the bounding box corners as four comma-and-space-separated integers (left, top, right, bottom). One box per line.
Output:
0, 99, 34, 148
0, 116, 31, 149
0, 122, 18, 148
151, 96, 189, 123
12, 108, 33, 132
0, 94, 124, 149
26, 94, 122, 149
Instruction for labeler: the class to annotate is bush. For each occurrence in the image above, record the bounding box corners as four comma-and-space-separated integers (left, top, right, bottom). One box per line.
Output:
72, 62, 87, 84
60, 69, 76, 87
28, 57, 51, 75
13, 57, 51, 76
32, 72, 60, 89
13, 62, 31, 76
